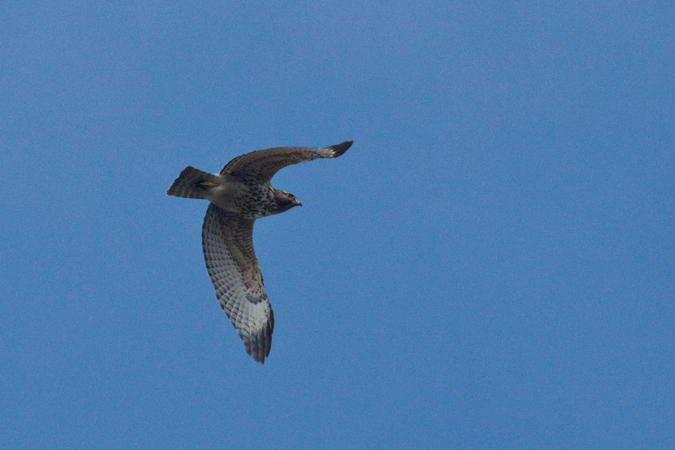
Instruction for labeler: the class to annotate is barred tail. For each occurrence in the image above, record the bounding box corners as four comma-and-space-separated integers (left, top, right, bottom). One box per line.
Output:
166, 166, 219, 199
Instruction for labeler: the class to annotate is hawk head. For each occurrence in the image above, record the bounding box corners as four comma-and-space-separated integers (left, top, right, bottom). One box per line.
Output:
270, 189, 302, 214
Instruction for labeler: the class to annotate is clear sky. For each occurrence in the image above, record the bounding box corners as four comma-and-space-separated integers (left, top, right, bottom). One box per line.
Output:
2, 1, 674, 448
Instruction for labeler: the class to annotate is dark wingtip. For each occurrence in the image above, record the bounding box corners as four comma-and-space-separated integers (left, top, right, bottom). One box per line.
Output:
327, 140, 353, 157
247, 311, 274, 365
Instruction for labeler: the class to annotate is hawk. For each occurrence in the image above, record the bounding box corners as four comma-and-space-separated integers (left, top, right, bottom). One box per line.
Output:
167, 141, 353, 364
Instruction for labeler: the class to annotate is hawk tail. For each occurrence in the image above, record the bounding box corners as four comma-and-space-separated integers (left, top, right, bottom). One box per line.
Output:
166, 166, 219, 199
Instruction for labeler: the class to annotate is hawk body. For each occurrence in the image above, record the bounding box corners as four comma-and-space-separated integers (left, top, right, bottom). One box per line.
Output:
167, 141, 352, 363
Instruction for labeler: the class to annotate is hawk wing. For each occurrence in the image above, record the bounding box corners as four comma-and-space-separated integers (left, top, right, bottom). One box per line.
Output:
202, 203, 274, 364
220, 141, 353, 183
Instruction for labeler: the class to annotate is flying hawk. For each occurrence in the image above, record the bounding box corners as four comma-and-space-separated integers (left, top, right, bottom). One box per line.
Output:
167, 141, 353, 364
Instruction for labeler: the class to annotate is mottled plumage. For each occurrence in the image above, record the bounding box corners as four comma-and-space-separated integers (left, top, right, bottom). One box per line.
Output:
167, 141, 353, 364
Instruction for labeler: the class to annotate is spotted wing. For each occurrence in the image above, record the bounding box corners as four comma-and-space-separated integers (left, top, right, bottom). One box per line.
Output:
202, 203, 274, 364
220, 141, 353, 183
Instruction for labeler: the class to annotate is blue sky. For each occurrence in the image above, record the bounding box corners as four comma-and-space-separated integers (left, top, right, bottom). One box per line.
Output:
2, 1, 674, 448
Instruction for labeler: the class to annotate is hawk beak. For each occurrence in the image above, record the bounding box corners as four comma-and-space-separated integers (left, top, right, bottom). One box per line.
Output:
295, 199, 302, 207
